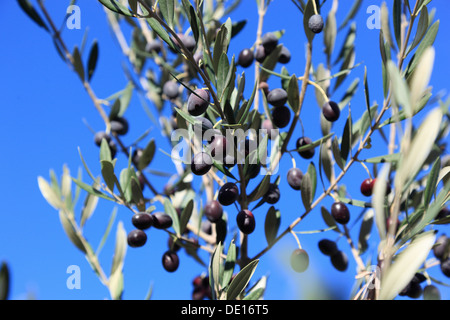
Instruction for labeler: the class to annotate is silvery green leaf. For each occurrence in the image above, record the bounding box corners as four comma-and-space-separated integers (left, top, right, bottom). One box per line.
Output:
221, 240, 236, 288
321, 206, 340, 233
395, 108, 443, 189
380, 3, 394, 50
38, 177, 63, 210
243, 275, 267, 300
410, 47, 435, 112
164, 198, 180, 236
301, 173, 312, 211
111, 221, 127, 276
59, 210, 86, 253
387, 61, 412, 117
226, 260, 259, 300
80, 191, 99, 228
209, 242, 223, 300
158, 0, 175, 29
372, 164, 390, 240
379, 231, 436, 300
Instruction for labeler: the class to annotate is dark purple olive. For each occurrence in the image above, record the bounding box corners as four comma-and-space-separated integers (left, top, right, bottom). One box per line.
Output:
132, 147, 144, 167
331, 202, 350, 224
187, 89, 210, 116
290, 248, 309, 273
322, 101, 341, 122
132, 212, 153, 230
296, 137, 315, 159
209, 135, 228, 159
263, 184, 280, 204
308, 14, 324, 34
441, 258, 450, 277
162, 250, 180, 272
238, 48, 254, 68
218, 182, 239, 206
433, 234, 449, 261
94, 131, 112, 147
163, 81, 180, 100
278, 46, 291, 64
204, 200, 223, 223
127, 229, 147, 248
272, 105, 291, 128
255, 45, 266, 63
261, 32, 279, 54
267, 88, 288, 107
236, 209, 256, 234
151, 212, 173, 229
360, 178, 375, 197
110, 117, 129, 135
330, 250, 348, 272
287, 168, 303, 190
318, 239, 338, 256
191, 152, 212, 176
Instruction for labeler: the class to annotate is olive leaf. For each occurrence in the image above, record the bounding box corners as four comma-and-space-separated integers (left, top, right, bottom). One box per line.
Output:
265, 206, 281, 247
379, 231, 436, 300
226, 260, 259, 300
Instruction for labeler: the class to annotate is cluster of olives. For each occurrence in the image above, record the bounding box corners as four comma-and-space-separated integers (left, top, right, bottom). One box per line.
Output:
237, 32, 291, 69
399, 273, 441, 300
93, 116, 129, 158
434, 233, 450, 279
191, 275, 213, 300
126, 210, 183, 272
318, 239, 349, 272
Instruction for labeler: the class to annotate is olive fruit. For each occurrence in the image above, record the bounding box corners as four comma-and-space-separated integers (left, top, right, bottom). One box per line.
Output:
204, 200, 223, 223
267, 88, 288, 107
218, 182, 239, 206
423, 285, 441, 300
259, 81, 270, 96
290, 249, 309, 273
187, 89, 210, 116
209, 135, 228, 159
236, 209, 256, 234
110, 116, 129, 135
191, 152, 212, 176
163, 81, 179, 100
360, 178, 375, 197
296, 137, 315, 159
406, 281, 423, 299
308, 14, 324, 34
331, 202, 350, 224
94, 131, 112, 147
271, 105, 291, 128
322, 101, 340, 122
263, 183, 280, 204
255, 45, 266, 63
433, 234, 449, 261
171, 33, 196, 53
127, 229, 147, 248
441, 258, 450, 277
287, 168, 304, 190
330, 250, 348, 272
162, 250, 180, 272
318, 239, 338, 256
278, 46, 291, 64
131, 212, 153, 230
237, 48, 254, 68
132, 147, 144, 167
151, 212, 173, 229
261, 32, 279, 54
262, 119, 277, 140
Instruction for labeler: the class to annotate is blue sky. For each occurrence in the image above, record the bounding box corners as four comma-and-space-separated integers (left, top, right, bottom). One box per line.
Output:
1, 0, 450, 300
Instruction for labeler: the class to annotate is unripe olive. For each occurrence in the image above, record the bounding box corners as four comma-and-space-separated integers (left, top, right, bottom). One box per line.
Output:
290, 249, 309, 273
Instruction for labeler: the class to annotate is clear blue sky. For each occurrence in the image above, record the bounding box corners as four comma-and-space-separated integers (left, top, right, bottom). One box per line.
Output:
1, 0, 450, 300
